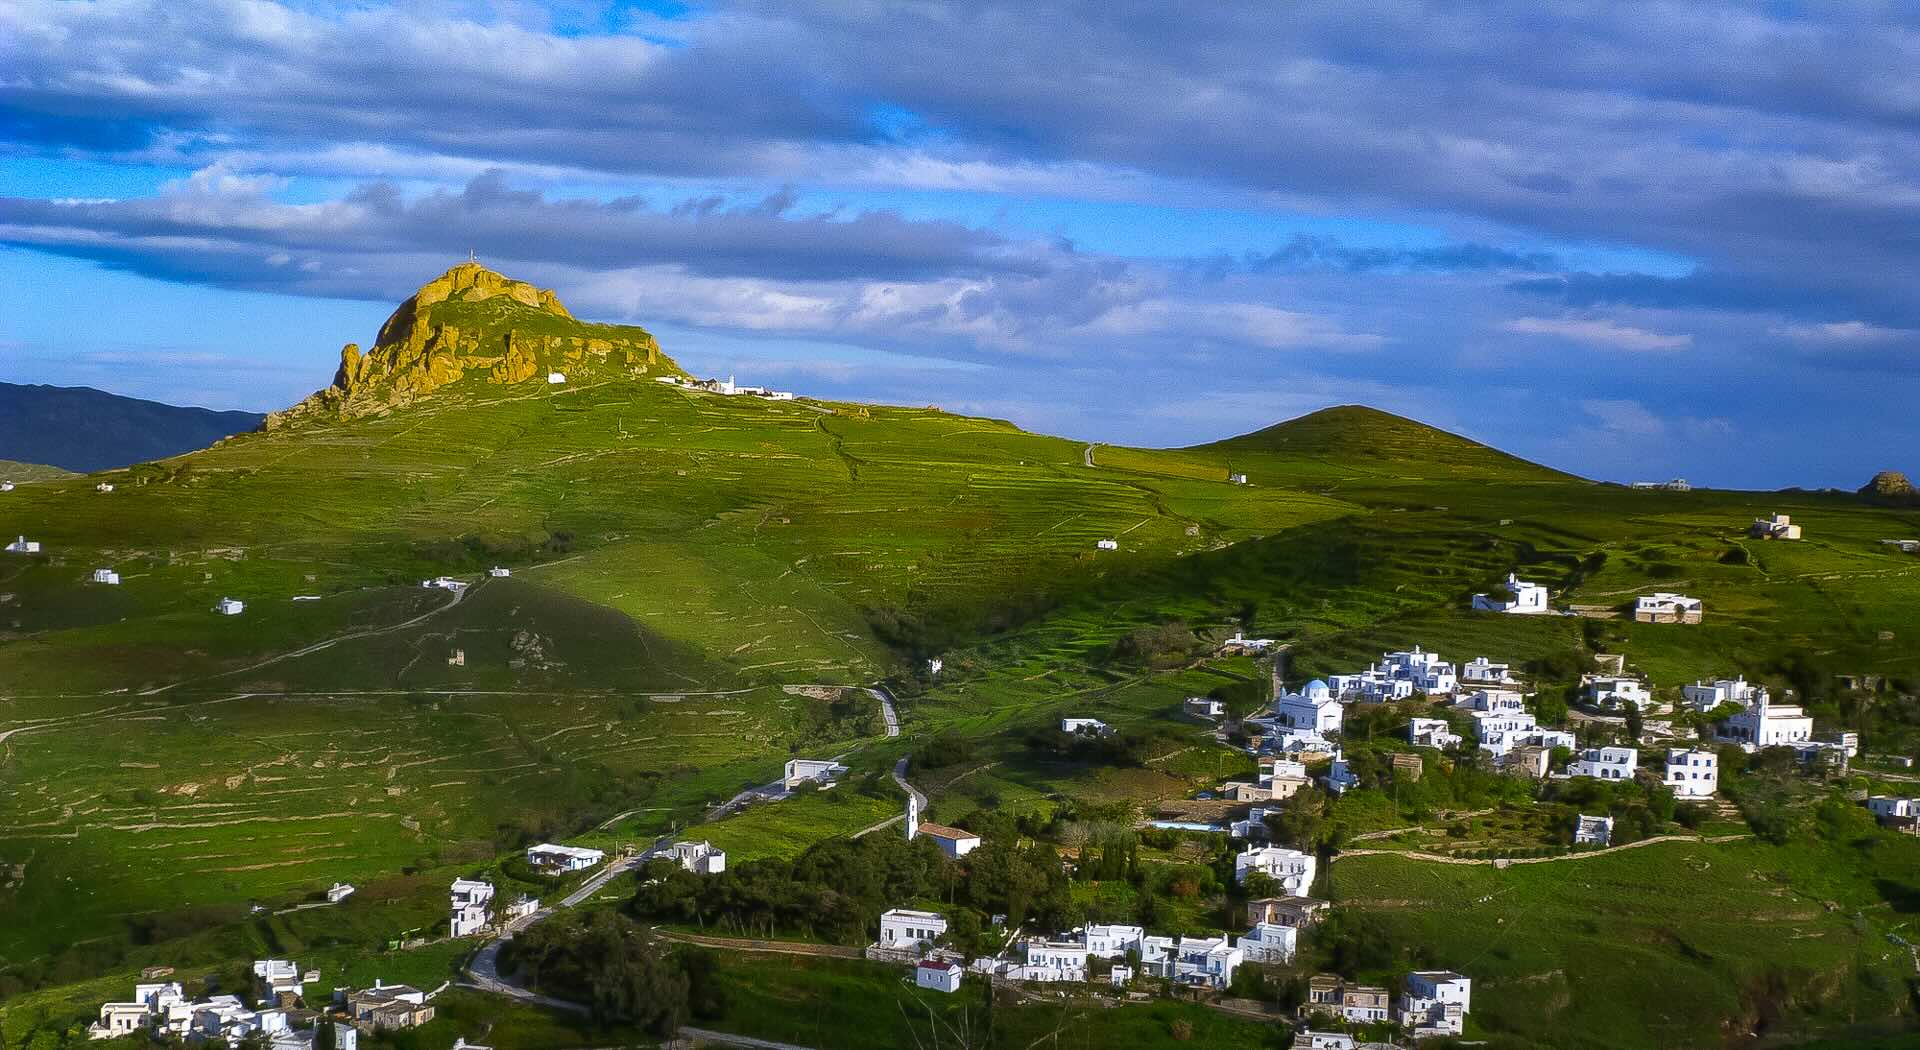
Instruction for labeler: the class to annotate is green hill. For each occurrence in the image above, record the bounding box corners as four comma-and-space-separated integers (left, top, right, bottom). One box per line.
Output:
4, 265, 1920, 1048
0, 459, 75, 484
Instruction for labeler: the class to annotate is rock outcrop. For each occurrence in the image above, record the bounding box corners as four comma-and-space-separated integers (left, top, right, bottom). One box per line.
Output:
268, 263, 677, 428
1859, 470, 1917, 504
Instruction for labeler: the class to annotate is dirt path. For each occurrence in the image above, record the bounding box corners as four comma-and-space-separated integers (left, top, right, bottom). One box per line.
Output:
657, 932, 862, 959
140, 581, 477, 695
1336, 831, 1750, 866
1083, 443, 1097, 468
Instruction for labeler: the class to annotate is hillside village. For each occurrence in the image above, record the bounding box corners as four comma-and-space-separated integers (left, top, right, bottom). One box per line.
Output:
6, 266, 1920, 1050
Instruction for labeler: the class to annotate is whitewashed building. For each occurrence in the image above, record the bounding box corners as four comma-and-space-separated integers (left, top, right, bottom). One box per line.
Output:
1096, 539, 1119, 551
1471, 688, 1529, 714
671, 840, 727, 874
1275, 680, 1343, 735
489, 566, 511, 577
326, 882, 356, 903
1635, 593, 1703, 624
1140, 935, 1243, 989
526, 843, 605, 873
1574, 814, 1614, 846
783, 758, 848, 789
6, 536, 41, 553
1684, 677, 1763, 712
546, 372, 567, 384
1234, 845, 1316, 894
1021, 940, 1091, 982
1567, 746, 1638, 781
1716, 693, 1814, 751
1060, 717, 1112, 736
216, 597, 245, 615
1461, 657, 1514, 684
1409, 717, 1463, 749
1584, 675, 1653, 710
1323, 751, 1360, 795
91, 568, 120, 585
422, 576, 468, 593
1473, 710, 1575, 757
253, 959, 303, 1001
1082, 924, 1144, 958
916, 822, 982, 858
1295, 1033, 1357, 1050
1184, 696, 1226, 718
1471, 573, 1551, 614
1751, 513, 1802, 540
1239, 921, 1298, 963
1400, 971, 1472, 1037
1664, 749, 1718, 797
879, 909, 948, 953
1867, 797, 1919, 830
449, 879, 495, 938
916, 961, 963, 993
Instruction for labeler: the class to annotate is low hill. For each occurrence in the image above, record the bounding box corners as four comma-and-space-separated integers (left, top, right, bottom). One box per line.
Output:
0, 383, 263, 472
1200, 404, 1572, 481
0, 459, 74, 484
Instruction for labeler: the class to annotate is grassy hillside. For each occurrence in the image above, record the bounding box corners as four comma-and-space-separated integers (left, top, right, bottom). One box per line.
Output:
5, 270, 1920, 1047
0, 460, 75, 484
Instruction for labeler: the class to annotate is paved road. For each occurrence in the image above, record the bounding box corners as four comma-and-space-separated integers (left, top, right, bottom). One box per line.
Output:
868, 684, 901, 738
679, 1027, 819, 1050
891, 755, 926, 813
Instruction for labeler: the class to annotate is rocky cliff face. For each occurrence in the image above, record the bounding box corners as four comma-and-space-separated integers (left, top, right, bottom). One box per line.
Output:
268, 263, 676, 427
1859, 470, 1917, 504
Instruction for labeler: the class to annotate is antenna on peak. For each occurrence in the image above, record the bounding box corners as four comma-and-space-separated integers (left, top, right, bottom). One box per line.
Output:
467, 248, 477, 263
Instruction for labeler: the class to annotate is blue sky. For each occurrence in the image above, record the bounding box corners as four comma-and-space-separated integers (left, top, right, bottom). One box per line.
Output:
2, 1, 1917, 488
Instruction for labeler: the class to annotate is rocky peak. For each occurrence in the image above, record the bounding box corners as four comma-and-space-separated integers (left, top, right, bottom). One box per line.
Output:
267, 262, 678, 428
1860, 470, 1917, 503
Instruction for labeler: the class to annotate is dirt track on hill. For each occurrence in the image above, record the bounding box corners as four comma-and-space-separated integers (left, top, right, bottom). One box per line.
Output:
1335, 831, 1750, 866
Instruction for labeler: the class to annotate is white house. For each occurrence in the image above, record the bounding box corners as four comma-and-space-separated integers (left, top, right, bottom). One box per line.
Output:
216, 597, 245, 615
489, 566, 511, 577
1461, 657, 1513, 684
1140, 935, 1242, 989
1716, 693, 1814, 751
546, 372, 567, 384
1684, 677, 1762, 712
784, 758, 847, 789
1326, 667, 1413, 702
90, 1002, 153, 1040
96, 482, 114, 493
1751, 513, 1802, 540
91, 568, 120, 585
1275, 680, 1343, 735
1234, 845, 1316, 894
6, 536, 41, 553
1022, 940, 1090, 982
326, 882, 356, 903
1220, 634, 1279, 655
916, 960, 964, 993
1239, 921, 1298, 963
1185, 696, 1226, 718
1083, 923, 1144, 959
1471, 688, 1529, 714
1409, 717, 1462, 749
1473, 710, 1573, 756
1574, 814, 1614, 846
449, 879, 495, 938
1471, 573, 1551, 614
422, 576, 468, 593
1096, 539, 1119, 551
1867, 797, 1920, 831
878, 909, 947, 952
1323, 751, 1359, 795
1379, 647, 1459, 695
1400, 971, 1472, 1037
1664, 749, 1718, 797
526, 843, 605, 873
0, 481, 13, 491
1229, 472, 1249, 484
1294, 1033, 1357, 1050
1060, 717, 1112, 736
1231, 806, 1283, 839
916, 822, 981, 858
504, 895, 540, 922
1635, 593, 1703, 624
671, 840, 727, 874
253, 959, 303, 1001
1567, 746, 1638, 781
1110, 965, 1134, 987
1583, 675, 1653, 710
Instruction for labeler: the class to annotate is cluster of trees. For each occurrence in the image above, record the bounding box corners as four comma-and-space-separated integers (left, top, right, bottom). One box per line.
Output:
1540, 775, 1675, 846
1112, 620, 1206, 668
1024, 724, 1174, 767
629, 827, 1075, 947
500, 910, 718, 1033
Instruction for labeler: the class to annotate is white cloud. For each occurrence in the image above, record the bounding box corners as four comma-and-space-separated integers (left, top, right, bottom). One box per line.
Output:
1772, 320, 1910, 345
1503, 316, 1691, 351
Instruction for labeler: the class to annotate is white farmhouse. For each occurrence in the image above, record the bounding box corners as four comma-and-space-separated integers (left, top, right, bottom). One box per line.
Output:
1229, 472, 1249, 484
783, 758, 847, 789
915, 960, 963, 993
1867, 796, 1920, 832
422, 576, 468, 593
489, 566, 512, 577
526, 843, 605, 873
1059, 717, 1112, 736
1095, 539, 1119, 551
1409, 717, 1462, 749
1567, 746, 1638, 781
1716, 693, 1814, 751
1323, 751, 1359, 795
878, 908, 947, 953
1400, 971, 1472, 1038
96, 482, 114, 493
1574, 814, 1613, 846
671, 840, 727, 874
1295, 1033, 1358, 1050
1239, 921, 1298, 963
1664, 749, 1718, 797
1684, 677, 1763, 712
1635, 593, 1703, 624
1274, 680, 1343, 735
449, 879, 495, 938
0, 481, 13, 491
1751, 513, 1802, 540
1140, 935, 1242, 989
1471, 688, 1529, 714
91, 568, 120, 585
546, 372, 567, 384
1184, 696, 1226, 718
6, 535, 41, 553
1473, 710, 1574, 757
1583, 675, 1653, 710
1021, 940, 1090, 982
252, 959, 303, 1001
216, 598, 245, 615
326, 882, 356, 903
1461, 657, 1513, 684
1471, 573, 1551, 614
1234, 845, 1316, 894
1083, 923, 1144, 959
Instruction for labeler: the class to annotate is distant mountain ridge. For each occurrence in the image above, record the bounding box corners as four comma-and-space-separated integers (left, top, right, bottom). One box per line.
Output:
0, 382, 263, 473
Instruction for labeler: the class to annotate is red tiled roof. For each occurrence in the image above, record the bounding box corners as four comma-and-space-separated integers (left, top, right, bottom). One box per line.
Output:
916, 822, 979, 841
